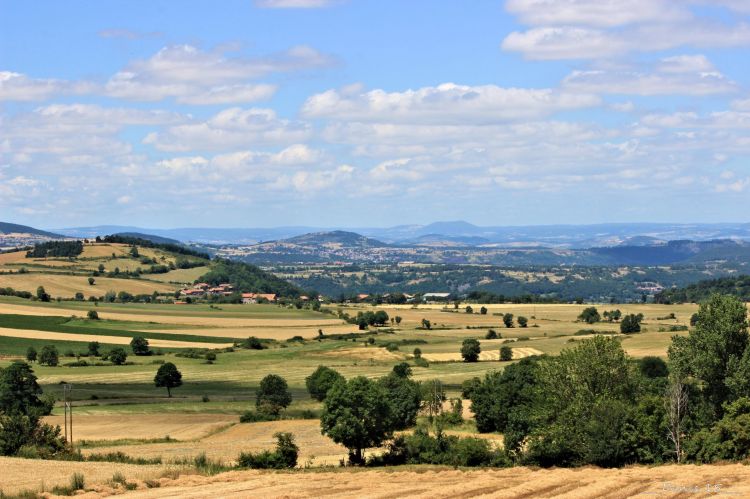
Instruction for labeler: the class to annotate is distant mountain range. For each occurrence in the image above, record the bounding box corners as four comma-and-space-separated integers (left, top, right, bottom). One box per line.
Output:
51, 221, 750, 248
0, 222, 63, 238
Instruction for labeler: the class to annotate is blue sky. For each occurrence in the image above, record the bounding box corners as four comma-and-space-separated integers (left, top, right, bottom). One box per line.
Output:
1, 0, 749, 228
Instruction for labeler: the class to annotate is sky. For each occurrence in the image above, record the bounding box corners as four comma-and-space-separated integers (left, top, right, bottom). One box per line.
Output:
1, 0, 750, 229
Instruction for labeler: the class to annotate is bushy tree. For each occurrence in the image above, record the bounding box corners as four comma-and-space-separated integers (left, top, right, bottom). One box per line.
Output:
256, 374, 292, 415
500, 345, 513, 361
87, 310, 99, 320
87, 341, 100, 357
154, 362, 182, 397
130, 336, 151, 356
640, 356, 668, 378
38, 345, 59, 367
461, 339, 481, 362
620, 314, 643, 334
305, 366, 344, 401
36, 286, 50, 302
108, 347, 127, 365
578, 307, 600, 324
25, 347, 37, 363
480, 306, 488, 315
392, 362, 412, 378
517, 316, 528, 328
485, 329, 498, 340
321, 376, 394, 464
378, 373, 421, 430
503, 313, 514, 328
412, 347, 422, 359
421, 318, 431, 330
0, 362, 52, 419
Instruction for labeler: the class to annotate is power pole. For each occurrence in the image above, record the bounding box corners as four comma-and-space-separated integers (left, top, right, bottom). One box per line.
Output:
63, 384, 73, 445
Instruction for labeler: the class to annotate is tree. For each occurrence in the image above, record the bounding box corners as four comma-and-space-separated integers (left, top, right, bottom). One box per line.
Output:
668, 294, 748, 419
421, 318, 431, 330
480, 306, 488, 315
395, 316, 402, 325
130, 336, 151, 356
154, 362, 182, 397
413, 347, 422, 359
485, 329, 498, 339
690, 313, 699, 327
257, 374, 292, 415
500, 345, 513, 361
620, 314, 643, 334
87, 341, 100, 357
74, 292, 84, 301
108, 347, 127, 365
392, 362, 412, 378
465, 305, 473, 314
36, 286, 50, 302
87, 310, 99, 320
503, 313, 514, 328
578, 307, 600, 324
321, 376, 394, 464
373, 310, 389, 326
305, 366, 344, 401
129, 245, 139, 258
666, 377, 688, 463
39, 345, 59, 367
0, 362, 51, 419
461, 339, 481, 362
378, 373, 421, 430
88, 277, 95, 286
517, 316, 528, 328
603, 309, 622, 322
98, 263, 105, 273
640, 356, 668, 378
25, 347, 37, 363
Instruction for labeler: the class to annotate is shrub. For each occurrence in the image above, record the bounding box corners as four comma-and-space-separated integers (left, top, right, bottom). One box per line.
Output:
238, 432, 299, 469
412, 347, 422, 359
107, 347, 127, 365
485, 329, 498, 340
385, 343, 399, 352
25, 347, 37, 363
243, 336, 266, 350
87, 310, 99, 320
240, 410, 277, 423
130, 336, 151, 356
413, 357, 429, 368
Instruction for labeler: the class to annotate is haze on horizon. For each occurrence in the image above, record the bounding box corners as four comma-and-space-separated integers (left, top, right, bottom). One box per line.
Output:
1, 0, 749, 229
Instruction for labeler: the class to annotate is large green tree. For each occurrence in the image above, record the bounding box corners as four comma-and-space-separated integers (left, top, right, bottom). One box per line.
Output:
320, 376, 394, 464
305, 366, 344, 402
378, 372, 421, 430
154, 362, 183, 397
669, 294, 749, 419
256, 374, 292, 415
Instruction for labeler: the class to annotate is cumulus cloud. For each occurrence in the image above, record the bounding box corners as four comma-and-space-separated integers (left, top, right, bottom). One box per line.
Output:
502, 1, 750, 60
105, 44, 332, 103
0, 71, 95, 101
302, 83, 599, 124
144, 107, 312, 152
562, 55, 737, 95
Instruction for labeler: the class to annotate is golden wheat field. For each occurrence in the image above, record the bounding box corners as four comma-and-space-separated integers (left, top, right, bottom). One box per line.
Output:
0, 273, 178, 299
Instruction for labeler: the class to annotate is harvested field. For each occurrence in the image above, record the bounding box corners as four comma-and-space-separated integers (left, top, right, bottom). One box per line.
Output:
142, 324, 357, 340
0, 456, 173, 495
422, 347, 543, 362
0, 327, 234, 349
319, 347, 405, 361
119, 463, 750, 498
0, 274, 177, 299
84, 419, 348, 466
0, 302, 345, 328
44, 414, 237, 442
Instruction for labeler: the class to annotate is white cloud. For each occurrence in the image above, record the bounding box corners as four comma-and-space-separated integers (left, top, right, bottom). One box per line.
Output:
302, 83, 599, 124
105, 44, 332, 103
144, 107, 312, 152
505, 0, 687, 28
0, 71, 94, 101
562, 55, 737, 95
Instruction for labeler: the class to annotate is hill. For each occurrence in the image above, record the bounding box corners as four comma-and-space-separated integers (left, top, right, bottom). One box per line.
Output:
0, 221, 63, 238
114, 232, 183, 246
282, 230, 388, 248
655, 274, 750, 303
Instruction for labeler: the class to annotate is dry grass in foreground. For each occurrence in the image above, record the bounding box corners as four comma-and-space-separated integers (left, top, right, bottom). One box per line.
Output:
116, 463, 750, 498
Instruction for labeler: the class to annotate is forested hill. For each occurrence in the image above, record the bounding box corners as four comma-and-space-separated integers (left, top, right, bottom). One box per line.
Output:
655, 275, 750, 303
198, 259, 303, 297
0, 221, 63, 238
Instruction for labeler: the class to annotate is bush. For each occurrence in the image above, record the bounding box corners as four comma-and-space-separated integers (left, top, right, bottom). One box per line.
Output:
25, 347, 37, 363
238, 432, 298, 469
130, 336, 152, 356
413, 357, 429, 368
485, 329, 498, 340
243, 336, 266, 350
578, 307, 600, 324
107, 347, 128, 365
385, 343, 399, 352
412, 347, 422, 359
239, 410, 278, 423
620, 314, 643, 334
461, 338, 481, 362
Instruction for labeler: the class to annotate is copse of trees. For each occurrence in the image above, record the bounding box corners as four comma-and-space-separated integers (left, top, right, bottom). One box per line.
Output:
26, 240, 83, 258
39, 345, 59, 366
620, 313, 644, 334
198, 259, 302, 298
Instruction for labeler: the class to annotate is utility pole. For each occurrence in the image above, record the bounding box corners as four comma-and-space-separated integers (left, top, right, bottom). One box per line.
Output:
63, 384, 73, 445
